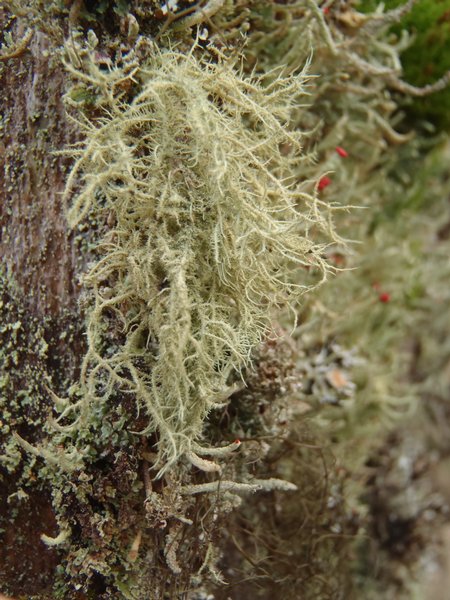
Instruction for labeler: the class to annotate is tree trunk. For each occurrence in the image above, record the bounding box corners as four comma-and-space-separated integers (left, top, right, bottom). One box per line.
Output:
0, 8, 83, 596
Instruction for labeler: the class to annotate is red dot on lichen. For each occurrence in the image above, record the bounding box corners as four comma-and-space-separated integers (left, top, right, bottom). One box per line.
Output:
379, 292, 391, 303
335, 146, 348, 158
318, 176, 332, 191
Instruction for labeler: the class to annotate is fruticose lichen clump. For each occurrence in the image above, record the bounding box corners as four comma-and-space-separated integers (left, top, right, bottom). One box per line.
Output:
61, 40, 334, 475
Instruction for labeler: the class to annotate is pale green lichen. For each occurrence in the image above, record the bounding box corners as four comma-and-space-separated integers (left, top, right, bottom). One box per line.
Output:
60, 39, 335, 475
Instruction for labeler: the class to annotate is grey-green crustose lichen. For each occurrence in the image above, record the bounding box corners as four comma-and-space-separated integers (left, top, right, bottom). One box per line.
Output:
59, 37, 335, 475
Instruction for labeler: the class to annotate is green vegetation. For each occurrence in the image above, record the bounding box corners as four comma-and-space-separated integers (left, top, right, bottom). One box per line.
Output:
358, 0, 450, 129
1, 1, 450, 598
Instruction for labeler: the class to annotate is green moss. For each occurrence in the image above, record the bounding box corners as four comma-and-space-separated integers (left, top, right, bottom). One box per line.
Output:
358, 0, 450, 130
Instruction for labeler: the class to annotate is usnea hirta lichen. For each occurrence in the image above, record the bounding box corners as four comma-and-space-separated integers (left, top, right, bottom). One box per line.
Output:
61, 39, 334, 474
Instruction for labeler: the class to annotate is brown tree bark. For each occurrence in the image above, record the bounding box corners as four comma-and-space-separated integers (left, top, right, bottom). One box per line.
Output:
0, 8, 83, 596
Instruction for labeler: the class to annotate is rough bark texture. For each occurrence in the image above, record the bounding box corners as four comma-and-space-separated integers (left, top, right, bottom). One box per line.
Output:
0, 9, 83, 595
0, 10, 81, 316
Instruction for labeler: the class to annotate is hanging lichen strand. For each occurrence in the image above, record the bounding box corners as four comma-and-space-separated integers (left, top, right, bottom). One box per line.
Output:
62, 41, 334, 474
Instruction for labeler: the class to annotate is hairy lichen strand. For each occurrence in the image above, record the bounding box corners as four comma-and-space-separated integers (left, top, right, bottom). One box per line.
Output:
61, 41, 334, 475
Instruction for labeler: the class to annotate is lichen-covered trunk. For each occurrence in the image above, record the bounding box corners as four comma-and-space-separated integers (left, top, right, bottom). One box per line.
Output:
0, 10, 82, 596
1, 2, 450, 599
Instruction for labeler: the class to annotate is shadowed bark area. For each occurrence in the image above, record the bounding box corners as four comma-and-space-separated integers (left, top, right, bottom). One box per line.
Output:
0, 478, 59, 597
